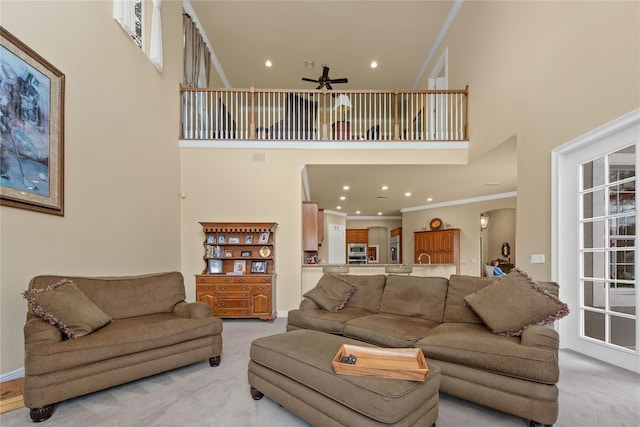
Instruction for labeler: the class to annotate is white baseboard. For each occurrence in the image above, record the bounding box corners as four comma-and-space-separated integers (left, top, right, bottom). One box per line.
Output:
0, 368, 25, 382
276, 309, 289, 319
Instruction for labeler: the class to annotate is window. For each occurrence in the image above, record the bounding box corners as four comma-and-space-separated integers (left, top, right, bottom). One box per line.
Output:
580, 145, 636, 351
114, 0, 144, 50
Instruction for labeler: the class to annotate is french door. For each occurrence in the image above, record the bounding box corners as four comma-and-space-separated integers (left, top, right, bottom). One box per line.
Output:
554, 110, 639, 373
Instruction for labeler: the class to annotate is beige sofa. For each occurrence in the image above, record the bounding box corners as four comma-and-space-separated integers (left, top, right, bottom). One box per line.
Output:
287, 270, 567, 427
23, 272, 222, 422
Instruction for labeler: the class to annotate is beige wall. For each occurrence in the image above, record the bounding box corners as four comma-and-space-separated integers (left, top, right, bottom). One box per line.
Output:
0, 1, 184, 374
486, 208, 516, 264
418, 0, 639, 279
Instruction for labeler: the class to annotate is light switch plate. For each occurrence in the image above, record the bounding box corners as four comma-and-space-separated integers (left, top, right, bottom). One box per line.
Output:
531, 254, 545, 264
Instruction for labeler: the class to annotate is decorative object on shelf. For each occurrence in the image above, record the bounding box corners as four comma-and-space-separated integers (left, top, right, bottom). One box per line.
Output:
241, 251, 251, 257
259, 232, 270, 244
251, 261, 267, 273
208, 259, 222, 274
245, 235, 253, 244
207, 235, 215, 244
233, 260, 246, 274
229, 237, 240, 244
429, 218, 443, 231
480, 213, 490, 231
224, 250, 233, 257
259, 246, 271, 258
218, 235, 226, 244
0, 28, 65, 216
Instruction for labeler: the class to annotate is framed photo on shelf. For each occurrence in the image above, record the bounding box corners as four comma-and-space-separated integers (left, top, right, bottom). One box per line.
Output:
241, 251, 251, 257
224, 249, 233, 257
229, 237, 240, 244
259, 232, 270, 244
233, 260, 246, 274
251, 261, 267, 273
245, 235, 253, 244
0, 28, 65, 216
218, 235, 226, 244
208, 259, 223, 274
206, 235, 215, 244
213, 245, 222, 258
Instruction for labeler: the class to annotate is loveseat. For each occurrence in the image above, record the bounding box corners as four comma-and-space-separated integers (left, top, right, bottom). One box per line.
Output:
287, 269, 568, 427
22, 272, 222, 422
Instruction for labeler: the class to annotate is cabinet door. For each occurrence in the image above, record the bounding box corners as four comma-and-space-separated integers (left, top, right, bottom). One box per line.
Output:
303, 202, 320, 251
251, 291, 271, 315
196, 292, 216, 313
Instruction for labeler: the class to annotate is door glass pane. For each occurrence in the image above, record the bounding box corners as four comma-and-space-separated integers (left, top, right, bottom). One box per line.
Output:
583, 157, 605, 189
584, 310, 605, 341
610, 215, 636, 237
583, 189, 605, 219
583, 251, 606, 279
610, 250, 635, 281
609, 182, 635, 215
611, 315, 636, 350
583, 280, 605, 308
609, 145, 635, 183
583, 220, 606, 249
610, 283, 636, 314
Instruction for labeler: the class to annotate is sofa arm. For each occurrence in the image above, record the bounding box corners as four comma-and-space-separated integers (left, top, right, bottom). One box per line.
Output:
520, 325, 559, 351
299, 297, 321, 310
173, 301, 213, 319
24, 314, 62, 345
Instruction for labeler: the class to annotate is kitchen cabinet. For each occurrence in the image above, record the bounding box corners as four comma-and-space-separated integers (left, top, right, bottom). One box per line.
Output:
414, 229, 460, 274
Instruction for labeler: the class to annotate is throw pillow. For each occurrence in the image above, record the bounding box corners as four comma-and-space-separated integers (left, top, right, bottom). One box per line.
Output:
303, 274, 356, 312
464, 268, 569, 336
23, 278, 112, 339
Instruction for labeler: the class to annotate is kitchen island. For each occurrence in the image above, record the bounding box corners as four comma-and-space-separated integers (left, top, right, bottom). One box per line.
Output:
301, 263, 457, 294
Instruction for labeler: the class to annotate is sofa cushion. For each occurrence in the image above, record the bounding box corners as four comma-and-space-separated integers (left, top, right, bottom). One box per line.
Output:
344, 313, 439, 347
24, 312, 221, 376
464, 269, 569, 336
287, 307, 376, 334
379, 275, 449, 322
341, 274, 386, 312
443, 275, 496, 323
23, 279, 112, 339
415, 323, 559, 384
28, 272, 187, 320
303, 274, 356, 312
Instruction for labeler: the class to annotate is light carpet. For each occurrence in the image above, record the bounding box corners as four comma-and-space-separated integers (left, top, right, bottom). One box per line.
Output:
1, 318, 639, 426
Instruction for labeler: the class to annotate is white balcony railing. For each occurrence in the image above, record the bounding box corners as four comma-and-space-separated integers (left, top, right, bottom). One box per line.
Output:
180, 86, 468, 142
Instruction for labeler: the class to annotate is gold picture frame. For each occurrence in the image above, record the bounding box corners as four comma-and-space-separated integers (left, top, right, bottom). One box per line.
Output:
0, 27, 65, 215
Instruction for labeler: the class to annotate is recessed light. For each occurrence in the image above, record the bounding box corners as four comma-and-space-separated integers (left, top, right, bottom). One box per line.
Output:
405, 192, 412, 197
339, 196, 346, 200
336, 206, 342, 210
485, 182, 499, 186
265, 60, 272, 67
377, 212, 383, 216
427, 197, 433, 202
343, 185, 350, 190
355, 210, 361, 214
370, 61, 378, 69
380, 185, 388, 191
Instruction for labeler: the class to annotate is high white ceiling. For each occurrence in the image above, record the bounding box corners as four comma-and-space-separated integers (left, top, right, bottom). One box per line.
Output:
189, 1, 517, 217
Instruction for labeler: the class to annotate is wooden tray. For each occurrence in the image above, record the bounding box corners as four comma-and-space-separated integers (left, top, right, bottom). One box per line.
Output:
331, 344, 428, 381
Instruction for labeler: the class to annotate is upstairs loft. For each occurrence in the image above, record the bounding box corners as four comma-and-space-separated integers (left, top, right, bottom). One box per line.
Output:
180, 86, 469, 145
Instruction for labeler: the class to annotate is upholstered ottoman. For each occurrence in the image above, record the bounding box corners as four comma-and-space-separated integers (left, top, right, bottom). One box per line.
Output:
248, 330, 440, 426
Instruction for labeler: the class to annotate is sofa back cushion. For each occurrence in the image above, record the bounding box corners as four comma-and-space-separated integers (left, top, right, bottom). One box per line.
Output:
28, 272, 186, 320
379, 275, 449, 322
443, 275, 496, 323
342, 274, 386, 312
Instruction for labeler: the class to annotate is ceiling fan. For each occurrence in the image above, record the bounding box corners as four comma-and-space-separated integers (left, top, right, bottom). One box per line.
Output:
302, 65, 348, 90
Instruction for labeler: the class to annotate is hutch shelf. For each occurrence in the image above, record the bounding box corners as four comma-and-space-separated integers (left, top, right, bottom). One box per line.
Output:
196, 222, 277, 322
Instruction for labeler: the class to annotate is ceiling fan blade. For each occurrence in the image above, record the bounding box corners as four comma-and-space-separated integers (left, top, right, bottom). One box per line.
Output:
316, 84, 323, 90
328, 78, 348, 84
302, 77, 319, 83
325, 83, 333, 90
322, 66, 329, 80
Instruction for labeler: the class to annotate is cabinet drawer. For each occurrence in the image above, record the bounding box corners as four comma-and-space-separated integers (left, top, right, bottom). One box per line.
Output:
217, 291, 249, 299
217, 308, 251, 317
217, 284, 250, 291
217, 299, 249, 308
